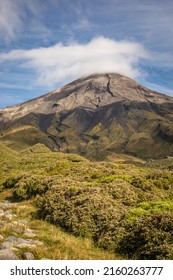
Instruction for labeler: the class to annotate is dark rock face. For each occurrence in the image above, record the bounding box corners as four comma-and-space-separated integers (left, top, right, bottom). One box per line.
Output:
0, 73, 173, 159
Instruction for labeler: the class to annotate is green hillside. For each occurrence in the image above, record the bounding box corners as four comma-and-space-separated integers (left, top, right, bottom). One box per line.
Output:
0, 143, 18, 159
0, 143, 173, 259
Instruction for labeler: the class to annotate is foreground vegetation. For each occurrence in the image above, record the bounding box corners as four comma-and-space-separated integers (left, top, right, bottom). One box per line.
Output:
0, 143, 173, 259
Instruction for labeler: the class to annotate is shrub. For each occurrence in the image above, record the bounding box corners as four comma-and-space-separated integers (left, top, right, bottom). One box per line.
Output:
117, 212, 173, 259
126, 201, 173, 220
3, 176, 21, 189
11, 176, 51, 201
36, 185, 125, 250
131, 176, 154, 191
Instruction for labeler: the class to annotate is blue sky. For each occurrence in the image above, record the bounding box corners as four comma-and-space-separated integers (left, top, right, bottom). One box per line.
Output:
0, 0, 173, 108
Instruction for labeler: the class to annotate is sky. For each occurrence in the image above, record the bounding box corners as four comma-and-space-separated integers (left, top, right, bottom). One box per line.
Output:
0, 0, 173, 108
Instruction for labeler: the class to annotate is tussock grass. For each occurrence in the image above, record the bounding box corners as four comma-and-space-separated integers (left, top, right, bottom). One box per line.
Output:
28, 219, 119, 260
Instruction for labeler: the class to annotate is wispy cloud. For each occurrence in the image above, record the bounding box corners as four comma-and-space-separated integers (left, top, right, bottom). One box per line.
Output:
142, 82, 173, 96
150, 51, 173, 69
0, 0, 49, 42
0, 36, 149, 87
0, 93, 24, 108
72, 17, 93, 31
84, 0, 173, 50
0, 0, 22, 41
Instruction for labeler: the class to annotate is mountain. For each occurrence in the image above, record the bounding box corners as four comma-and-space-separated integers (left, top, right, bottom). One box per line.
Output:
0, 73, 173, 159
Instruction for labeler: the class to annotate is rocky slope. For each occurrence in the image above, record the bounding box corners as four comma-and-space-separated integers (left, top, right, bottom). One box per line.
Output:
0, 200, 43, 260
0, 73, 173, 159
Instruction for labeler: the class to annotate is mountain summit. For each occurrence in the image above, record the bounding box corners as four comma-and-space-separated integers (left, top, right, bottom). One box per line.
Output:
0, 73, 173, 159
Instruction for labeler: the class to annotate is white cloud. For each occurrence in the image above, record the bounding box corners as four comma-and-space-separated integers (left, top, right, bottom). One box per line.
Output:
142, 82, 173, 96
0, 0, 22, 40
0, 0, 47, 41
0, 36, 149, 88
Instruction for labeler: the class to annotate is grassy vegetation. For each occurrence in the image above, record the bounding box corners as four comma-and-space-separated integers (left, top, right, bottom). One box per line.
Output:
0, 190, 118, 260
0, 143, 173, 259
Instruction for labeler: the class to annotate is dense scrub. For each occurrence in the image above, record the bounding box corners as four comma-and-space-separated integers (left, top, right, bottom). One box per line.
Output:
117, 213, 173, 259
1, 144, 173, 259
36, 184, 125, 250
34, 184, 173, 259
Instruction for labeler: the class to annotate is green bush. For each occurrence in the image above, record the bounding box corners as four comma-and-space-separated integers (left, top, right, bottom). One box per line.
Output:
3, 176, 21, 189
117, 213, 173, 259
126, 201, 173, 220
36, 185, 125, 249
131, 176, 154, 191
11, 176, 51, 201
146, 171, 173, 190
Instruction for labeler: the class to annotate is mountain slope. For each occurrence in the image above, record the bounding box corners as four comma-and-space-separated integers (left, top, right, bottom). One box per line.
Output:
0, 73, 173, 159
0, 143, 18, 160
